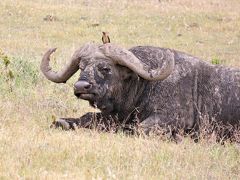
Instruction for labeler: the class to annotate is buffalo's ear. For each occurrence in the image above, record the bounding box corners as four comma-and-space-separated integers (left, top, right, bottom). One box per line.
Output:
117, 65, 136, 80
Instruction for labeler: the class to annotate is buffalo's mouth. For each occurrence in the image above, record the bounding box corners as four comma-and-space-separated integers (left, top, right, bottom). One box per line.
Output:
74, 92, 96, 100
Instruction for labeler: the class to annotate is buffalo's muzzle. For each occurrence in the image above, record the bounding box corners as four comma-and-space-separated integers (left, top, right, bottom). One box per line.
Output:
74, 81, 93, 97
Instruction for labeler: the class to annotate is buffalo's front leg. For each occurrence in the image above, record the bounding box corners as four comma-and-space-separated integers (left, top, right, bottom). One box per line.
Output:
51, 112, 104, 130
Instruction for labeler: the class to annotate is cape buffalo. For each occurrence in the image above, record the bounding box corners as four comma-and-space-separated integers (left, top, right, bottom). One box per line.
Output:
41, 43, 240, 137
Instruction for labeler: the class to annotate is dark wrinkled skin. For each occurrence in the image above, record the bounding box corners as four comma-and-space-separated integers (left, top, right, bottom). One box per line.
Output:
54, 46, 240, 136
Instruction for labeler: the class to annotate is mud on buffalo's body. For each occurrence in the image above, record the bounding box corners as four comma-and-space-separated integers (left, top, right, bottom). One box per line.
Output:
41, 43, 240, 135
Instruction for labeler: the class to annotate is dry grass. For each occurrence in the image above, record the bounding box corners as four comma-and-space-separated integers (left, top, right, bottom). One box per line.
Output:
0, 0, 240, 179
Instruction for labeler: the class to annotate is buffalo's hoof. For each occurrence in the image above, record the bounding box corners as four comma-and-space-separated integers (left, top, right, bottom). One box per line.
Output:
50, 119, 77, 130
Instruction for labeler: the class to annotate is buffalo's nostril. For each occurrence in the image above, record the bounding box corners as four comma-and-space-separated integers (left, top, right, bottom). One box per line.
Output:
84, 84, 92, 90
74, 81, 92, 92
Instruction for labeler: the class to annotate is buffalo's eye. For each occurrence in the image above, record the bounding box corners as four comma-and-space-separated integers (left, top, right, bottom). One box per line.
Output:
99, 67, 111, 74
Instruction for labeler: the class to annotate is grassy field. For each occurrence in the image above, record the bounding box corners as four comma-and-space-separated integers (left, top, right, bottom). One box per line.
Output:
0, 0, 240, 179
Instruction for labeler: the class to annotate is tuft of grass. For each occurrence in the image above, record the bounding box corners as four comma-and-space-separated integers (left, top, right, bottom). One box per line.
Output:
11, 57, 40, 86
0, 55, 40, 94
211, 57, 221, 65
0, 49, 14, 92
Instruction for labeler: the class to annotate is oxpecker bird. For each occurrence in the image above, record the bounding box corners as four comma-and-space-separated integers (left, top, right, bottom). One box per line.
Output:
102, 32, 110, 44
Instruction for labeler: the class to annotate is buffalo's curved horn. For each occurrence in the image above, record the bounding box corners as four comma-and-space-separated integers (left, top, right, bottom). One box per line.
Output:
40, 43, 96, 83
99, 44, 175, 81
